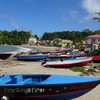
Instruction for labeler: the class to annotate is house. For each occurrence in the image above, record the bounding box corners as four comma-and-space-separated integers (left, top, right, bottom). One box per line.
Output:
52, 39, 72, 47
61, 40, 72, 48
85, 34, 100, 44
85, 34, 100, 52
28, 37, 37, 45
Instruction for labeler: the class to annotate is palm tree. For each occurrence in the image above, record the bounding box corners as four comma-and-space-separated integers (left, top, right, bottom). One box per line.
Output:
93, 12, 100, 22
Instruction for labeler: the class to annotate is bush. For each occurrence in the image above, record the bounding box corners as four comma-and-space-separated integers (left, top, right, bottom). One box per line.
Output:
69, 66, 85, 72
87, 68, 95, 72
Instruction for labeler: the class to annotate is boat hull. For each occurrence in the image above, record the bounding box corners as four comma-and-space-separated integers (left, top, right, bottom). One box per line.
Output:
0, 81, 99, 99
43, 57, 92, 67
2, 89, 93, 100
45, 61, 90, 67
0, 53, 11, 60
92, 56, 100, 63
0, 74, 99, 99
16, 55, 48, 61
55, 48, 73, 52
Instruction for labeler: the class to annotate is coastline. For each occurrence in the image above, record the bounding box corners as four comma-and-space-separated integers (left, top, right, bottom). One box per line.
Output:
0, 45, 32, 55
0, 45, 100, 100
8, 45, 32, 55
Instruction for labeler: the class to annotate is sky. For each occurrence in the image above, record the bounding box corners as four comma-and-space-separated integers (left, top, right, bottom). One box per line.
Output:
0, 0, 100, 36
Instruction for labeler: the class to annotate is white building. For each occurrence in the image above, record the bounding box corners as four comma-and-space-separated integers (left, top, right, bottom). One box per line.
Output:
85, 34, 100, 44
28, 37, 37, 45
85, 34, 100, 52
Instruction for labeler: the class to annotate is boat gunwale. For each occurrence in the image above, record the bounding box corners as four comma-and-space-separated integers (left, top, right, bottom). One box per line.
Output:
0, 74, 100, 86
0, 79, 100, 86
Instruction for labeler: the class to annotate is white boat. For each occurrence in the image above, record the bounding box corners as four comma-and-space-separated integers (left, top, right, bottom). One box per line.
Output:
42, 57, 92, 67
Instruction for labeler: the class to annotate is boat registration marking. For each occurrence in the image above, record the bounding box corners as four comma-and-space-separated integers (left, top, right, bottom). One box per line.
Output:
4, 88, 45, 94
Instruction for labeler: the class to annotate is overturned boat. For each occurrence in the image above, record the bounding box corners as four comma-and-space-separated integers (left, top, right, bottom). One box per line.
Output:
0, 52, 11, 60
0, 74, 100, 100
15, 53, 48, 61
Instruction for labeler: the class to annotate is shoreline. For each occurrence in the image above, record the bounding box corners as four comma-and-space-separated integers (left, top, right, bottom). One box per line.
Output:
0, 45, 32, 55
0, 44, 100, 100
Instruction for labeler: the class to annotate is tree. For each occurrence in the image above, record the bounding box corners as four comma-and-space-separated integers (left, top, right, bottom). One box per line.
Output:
0, 30, 31, 45
94, 30, 100, 34
34, 34, 39, 40
93, 12, 100, 22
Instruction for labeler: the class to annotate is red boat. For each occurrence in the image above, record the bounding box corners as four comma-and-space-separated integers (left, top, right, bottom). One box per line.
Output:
42, 57, 92, 67
0, 59, 7, 62
55, 48, 73, 52
92, 56, 100, 63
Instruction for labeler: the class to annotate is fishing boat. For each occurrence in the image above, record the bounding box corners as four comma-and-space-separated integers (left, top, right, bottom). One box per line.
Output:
30, 51, 51, 55
0, 74, 100, 100
66, 51, 86, 57
16, 53, 48, 61
0, 59, 7, 62
30, 51, 66, 56
55, 47, 73, 52
42, 57, 92, 67
92, 56, 100, 63
0, 52, 12, 60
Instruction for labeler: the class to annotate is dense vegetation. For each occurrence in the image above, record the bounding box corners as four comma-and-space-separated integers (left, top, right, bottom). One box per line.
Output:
0, 28, 100, 45
0, 30, 31, 45
42, 29, 100, 43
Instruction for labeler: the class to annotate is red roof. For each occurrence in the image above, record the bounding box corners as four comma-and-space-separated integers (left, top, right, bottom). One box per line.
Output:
87, 34, 100, 38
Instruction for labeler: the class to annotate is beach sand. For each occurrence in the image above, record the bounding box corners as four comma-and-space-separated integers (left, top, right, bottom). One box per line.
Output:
0, 45, 100, 100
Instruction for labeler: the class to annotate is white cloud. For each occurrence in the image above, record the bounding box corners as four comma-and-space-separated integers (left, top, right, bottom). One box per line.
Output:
82, 0, 100, 21
82, 0, 100, 14
59, 0, 100, 22
59, 9, 79, 21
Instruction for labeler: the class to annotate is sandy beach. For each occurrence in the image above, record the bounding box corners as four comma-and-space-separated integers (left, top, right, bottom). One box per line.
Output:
0, 45, 100, 100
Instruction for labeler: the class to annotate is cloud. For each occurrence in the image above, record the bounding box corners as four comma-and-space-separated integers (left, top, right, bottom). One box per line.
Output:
82, 0, 100, 21
59, 9, 79, 21
58, 0, 100, 23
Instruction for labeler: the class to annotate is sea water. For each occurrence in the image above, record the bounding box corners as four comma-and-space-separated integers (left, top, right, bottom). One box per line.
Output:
0, 45, 31, 54
0, 45, 18, 52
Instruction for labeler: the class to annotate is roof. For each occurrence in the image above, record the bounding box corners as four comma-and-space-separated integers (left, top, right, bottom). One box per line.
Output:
87, 34, 100, 39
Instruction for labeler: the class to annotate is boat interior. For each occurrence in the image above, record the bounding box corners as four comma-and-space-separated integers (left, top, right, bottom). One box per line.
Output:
0, 74, 50, 85
0, 74, 100, 86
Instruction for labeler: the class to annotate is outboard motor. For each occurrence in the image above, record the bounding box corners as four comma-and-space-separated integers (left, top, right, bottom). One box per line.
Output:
41, 59, 48, 65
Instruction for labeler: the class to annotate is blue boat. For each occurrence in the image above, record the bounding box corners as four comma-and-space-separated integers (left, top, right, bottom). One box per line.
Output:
15, 52, 66, 61
0, 74, 100, 100
16, 53, 48, 61
30, 51, 66, 55
30, 51, 51, 54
